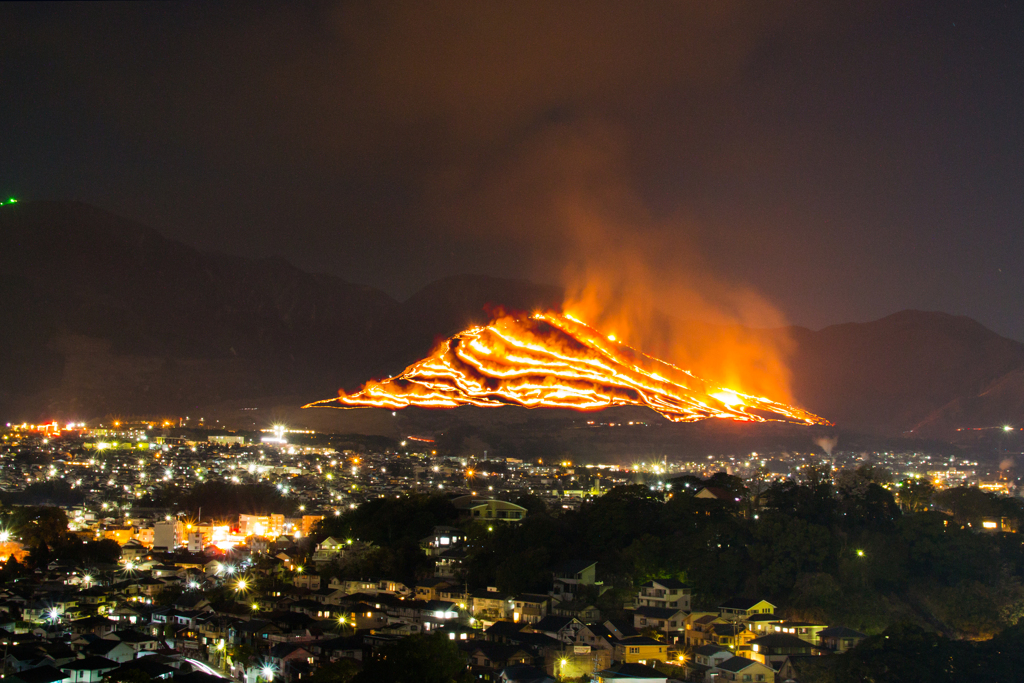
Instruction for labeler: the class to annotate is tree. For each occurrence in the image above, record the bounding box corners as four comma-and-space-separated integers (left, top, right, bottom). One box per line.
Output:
896, 478, 935, 513
353, 633, 471, 683
308, 660, 360, 683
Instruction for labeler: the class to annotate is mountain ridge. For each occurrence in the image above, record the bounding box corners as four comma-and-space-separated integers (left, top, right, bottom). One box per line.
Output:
1, 200, 1021, 436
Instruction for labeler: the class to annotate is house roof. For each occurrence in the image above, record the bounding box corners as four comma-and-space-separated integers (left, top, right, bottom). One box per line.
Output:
532, 615, 577, 633
485, 621, 527, 638
598, 662, 664, 679
642, 578, 688, 589
498, 663, 553, 683
719, 597, 774, 610
694, 486, 733, 499
634, 606, 684, 619
749, 633, 823, 650
60, 656, 118, 671
552, 560, 596, 577
715, 656, 763, 673
268, 643, 311, 658
614, 636, 662, 646
819, 626, 867, 639
116, 658, 176, 679
9, 665, 68, 683
693, 644, 732, 656
109, 630, 157, 643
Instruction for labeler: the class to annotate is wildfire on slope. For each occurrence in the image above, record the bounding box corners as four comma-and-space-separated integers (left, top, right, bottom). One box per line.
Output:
305, 312, 829, 425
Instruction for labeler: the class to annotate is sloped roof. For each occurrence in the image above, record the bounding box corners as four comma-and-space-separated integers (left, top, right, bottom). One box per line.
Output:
819, 626, 867, 639
749, 633, 824, 650
641, 578, 688, 589
719, 597, 774, 610
60, 656, 118, 671
9, 665, 68, 683
634, 606, 684, 619
715, 656, 763, 672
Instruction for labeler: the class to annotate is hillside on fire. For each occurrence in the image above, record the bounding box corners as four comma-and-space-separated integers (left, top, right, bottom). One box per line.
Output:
2, 201, 1022, 437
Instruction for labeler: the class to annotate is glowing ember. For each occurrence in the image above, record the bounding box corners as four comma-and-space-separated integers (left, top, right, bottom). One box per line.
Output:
305, 312, 829, 425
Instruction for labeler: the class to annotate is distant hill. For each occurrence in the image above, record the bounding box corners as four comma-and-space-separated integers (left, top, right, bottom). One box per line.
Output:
786, 311, 1024, 435
0, 201, 558, 419
1, 201, 1021, 436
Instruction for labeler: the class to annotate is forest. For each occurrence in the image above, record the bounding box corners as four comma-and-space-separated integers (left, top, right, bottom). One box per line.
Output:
315, 468, 1024, 642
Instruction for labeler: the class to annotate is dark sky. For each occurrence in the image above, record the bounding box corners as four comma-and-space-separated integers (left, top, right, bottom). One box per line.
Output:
3, 1, 1022, 340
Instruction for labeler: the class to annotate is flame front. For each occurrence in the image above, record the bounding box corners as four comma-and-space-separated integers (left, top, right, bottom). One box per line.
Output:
305, 312, 829, 425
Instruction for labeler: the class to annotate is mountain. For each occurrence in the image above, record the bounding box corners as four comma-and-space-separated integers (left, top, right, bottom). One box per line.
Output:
0, 202, 560, 419
1, 201, 1021, 436
786, 311, 1024, 435
0, 201, 396, 417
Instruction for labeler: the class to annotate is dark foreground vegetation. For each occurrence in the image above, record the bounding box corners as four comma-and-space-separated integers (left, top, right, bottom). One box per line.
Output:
307, 469, 1024, 681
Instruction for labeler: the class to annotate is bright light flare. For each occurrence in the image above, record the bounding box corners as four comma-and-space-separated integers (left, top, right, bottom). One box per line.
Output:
305, 312, 828, 426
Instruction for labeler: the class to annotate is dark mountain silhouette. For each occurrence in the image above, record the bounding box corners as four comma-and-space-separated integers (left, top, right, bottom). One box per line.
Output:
786, 311, 1024, 435
1, 201, 1021, 436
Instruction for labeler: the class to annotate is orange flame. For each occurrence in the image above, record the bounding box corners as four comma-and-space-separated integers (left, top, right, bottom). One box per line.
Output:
305, 312, 828, 425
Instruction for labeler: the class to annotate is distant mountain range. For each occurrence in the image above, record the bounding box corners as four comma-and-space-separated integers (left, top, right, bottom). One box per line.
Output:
1, 201, 1021, 437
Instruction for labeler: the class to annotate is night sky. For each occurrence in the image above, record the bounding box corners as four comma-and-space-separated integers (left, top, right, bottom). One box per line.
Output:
3, 1, 1022, 340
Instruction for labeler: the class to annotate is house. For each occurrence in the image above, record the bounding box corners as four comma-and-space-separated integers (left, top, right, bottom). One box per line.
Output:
552, 561, 599, 602
113, 657, 175, 681
415, 579, 457, 602
694, 486, 735, 501
421, 526, 467, 555
512, 594, 550, 624
718, 599, 775, 620
69, 617, 115, 639
82, 640, 136, 665
466, 642, 533, 671
575, 624, 617, 652
633, 607, 687, 641
120, 541, 147, 563
742, 613, 785, 636
637, 578, 692, 611
420, 601, 461, 631
531, 616, 586, 644
60, 656, 119, 683
313, 537, 347, 566
819, 626, 867, 653
612, 636, 665, 665
550, 600, 599, 623
103, 630, 159, 656
499, 663, 555, 683
267, 643, 316, 679
690, 644, 733, 669
471, 589, 514, 621
434, 547, 468, 578
7, 665, 71, 683
684, 614, 724, 647
748, 633, 826, 668
705, 656, 774, 682
772, 621, 828, 646
545, 644, 611, 679
452, 496, 527, 523
293, 572, 321, 591
594, 662, 667, 683
707, 622, 756, 653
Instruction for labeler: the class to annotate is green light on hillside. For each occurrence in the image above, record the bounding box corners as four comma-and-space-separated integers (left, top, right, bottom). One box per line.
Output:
4, 198, 16, 205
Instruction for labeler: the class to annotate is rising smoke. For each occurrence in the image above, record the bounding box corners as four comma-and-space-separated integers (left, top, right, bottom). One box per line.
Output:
814, 435, 839, 456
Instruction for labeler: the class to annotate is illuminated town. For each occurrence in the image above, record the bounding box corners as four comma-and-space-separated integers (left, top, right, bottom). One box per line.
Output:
0, 417, 1019, 682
